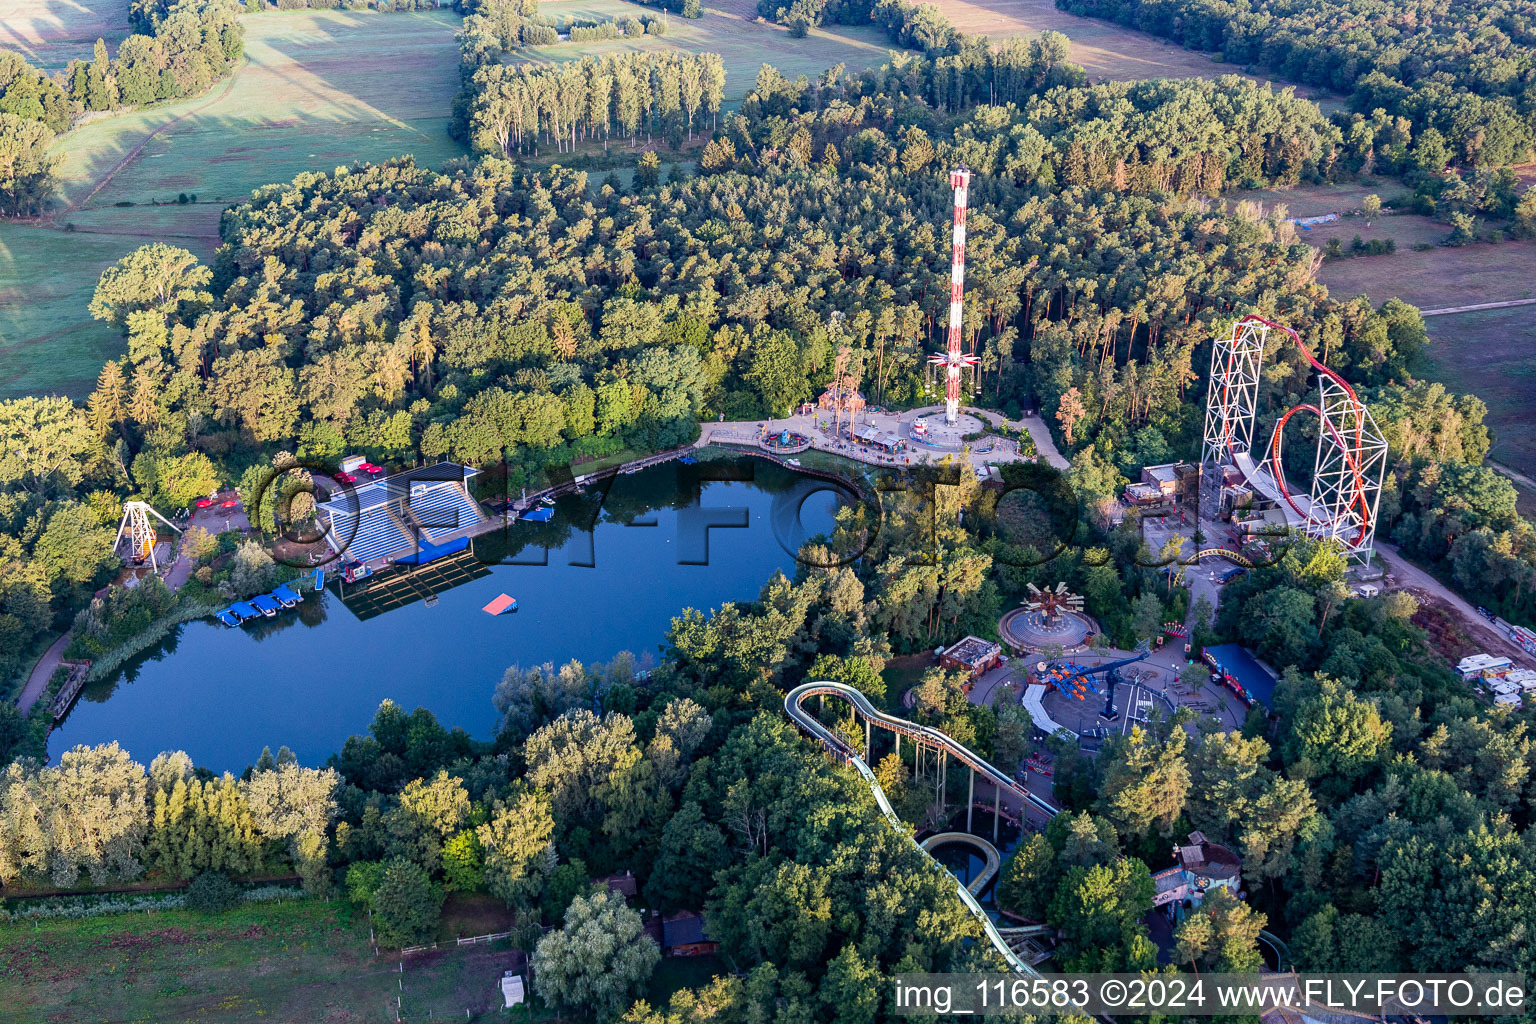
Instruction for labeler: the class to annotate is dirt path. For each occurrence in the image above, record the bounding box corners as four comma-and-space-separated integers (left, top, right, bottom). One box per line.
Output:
1376, 541, 1532, 666
1419, 298, 1536, 317
16, 633, 69, 715
1491, 460, 1536, 494
58, 59, 247, 220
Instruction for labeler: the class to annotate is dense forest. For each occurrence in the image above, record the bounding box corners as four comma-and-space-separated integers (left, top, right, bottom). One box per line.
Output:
1057, 0, 1536, 168
462, 52, 727, 157
2, 0, 1535, 1013
2, 461, 1532, 1017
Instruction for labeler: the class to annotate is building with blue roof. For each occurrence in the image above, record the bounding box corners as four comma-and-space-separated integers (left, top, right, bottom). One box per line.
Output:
1201, 644, 1278, 709
315, 462, 486, 565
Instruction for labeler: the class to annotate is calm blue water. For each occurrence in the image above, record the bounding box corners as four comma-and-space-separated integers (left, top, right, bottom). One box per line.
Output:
49, 459, 850, 771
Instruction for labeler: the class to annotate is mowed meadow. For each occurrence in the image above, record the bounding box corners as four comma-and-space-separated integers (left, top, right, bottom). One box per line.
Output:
0, 8, 466, 400
1239, 184, 1536, 484
0, 0, 132, 73
1321, 244, 1536, 484
519, 0, 900, 101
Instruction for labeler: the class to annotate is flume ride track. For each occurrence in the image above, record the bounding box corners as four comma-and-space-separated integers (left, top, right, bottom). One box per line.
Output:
784, 681, 1058, 976
785, 682, 1297, 975
1202, 314, 1386, 562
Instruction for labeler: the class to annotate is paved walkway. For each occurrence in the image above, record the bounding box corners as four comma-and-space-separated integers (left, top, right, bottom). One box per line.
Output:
17, 633, 70, 715
698, 405, 1070, 474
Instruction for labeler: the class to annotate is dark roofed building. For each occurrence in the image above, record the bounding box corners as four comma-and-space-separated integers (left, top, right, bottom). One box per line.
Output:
662, 912, 718, 956
1152, 830, 1243, 909
597, 870, 638, 899
939, 635, 1003, 680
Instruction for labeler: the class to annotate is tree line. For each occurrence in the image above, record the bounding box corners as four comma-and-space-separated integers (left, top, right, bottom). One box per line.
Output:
1057, 0, 1536, 169
0, 742, 336, 892
720, 66, 1350, 196
461, 52, 725, 156
0, 0, 243, 215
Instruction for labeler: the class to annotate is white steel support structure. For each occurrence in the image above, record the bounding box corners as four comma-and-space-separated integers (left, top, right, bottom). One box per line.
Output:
930, 167, 979, 425
1295, 375, 1388, 561
114, 500, 182, 573
1202, 314, 1386, 565
1201, 316, 1267, 466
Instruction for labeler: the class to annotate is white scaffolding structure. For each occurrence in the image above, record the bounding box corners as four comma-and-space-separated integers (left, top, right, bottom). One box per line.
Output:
114, 501, 181, 573
1201, 316, 1267, 466
1203, 315, 1386, 564
1279, 374, 1388, 561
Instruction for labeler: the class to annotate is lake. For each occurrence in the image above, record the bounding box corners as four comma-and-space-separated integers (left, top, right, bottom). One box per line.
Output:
48, 457, 853, 771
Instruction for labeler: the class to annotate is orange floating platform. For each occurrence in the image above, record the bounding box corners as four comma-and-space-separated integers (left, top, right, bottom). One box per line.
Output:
483, 594, 517, 615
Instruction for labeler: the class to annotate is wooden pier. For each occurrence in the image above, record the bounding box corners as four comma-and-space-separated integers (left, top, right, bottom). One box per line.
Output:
336, 546, 491, 621
50, 660, 93, 721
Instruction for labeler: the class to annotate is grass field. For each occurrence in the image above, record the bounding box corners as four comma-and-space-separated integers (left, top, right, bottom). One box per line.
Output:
0, 898, 527, 1023
1418, 306, 1536, 481
0, 9, 466, 401
1316, 238, 1536, 310
0, 896, 731, 1023
522, 0, 900, 101
0, 224, 134, 397
0, 0, 131, 73
913, 0, 1324, 95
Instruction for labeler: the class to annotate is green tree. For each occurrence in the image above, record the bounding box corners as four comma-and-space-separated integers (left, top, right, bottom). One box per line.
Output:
88, 243, 213, 331
1282, 677, 1391, 790
645, 800, 727, 912
1097, 726, 1189, 840
0, 113, 59, 216
372, 857, 444, 947
819, 943, 880, 1024
541, 857, 594, 922
442, 831, 485, 893
745, 329, 810, 416
156, 452, 220, 508
0, 396, 98, 494
996, 832, 1058, 921
532, 889, 661, 1017
476, 788, 556, 908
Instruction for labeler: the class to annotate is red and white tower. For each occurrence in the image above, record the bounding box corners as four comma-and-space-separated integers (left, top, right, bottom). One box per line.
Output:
930, 166, 979, 425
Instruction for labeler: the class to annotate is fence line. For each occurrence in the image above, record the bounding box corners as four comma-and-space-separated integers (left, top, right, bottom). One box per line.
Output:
456, 929, 513, 946
399, 928, 517, 956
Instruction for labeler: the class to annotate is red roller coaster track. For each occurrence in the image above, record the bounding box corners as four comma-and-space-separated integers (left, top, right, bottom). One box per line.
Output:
1223, 314, 1375, 550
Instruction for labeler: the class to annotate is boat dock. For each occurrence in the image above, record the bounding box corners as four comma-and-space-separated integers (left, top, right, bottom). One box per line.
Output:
216, 571, 323, 627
